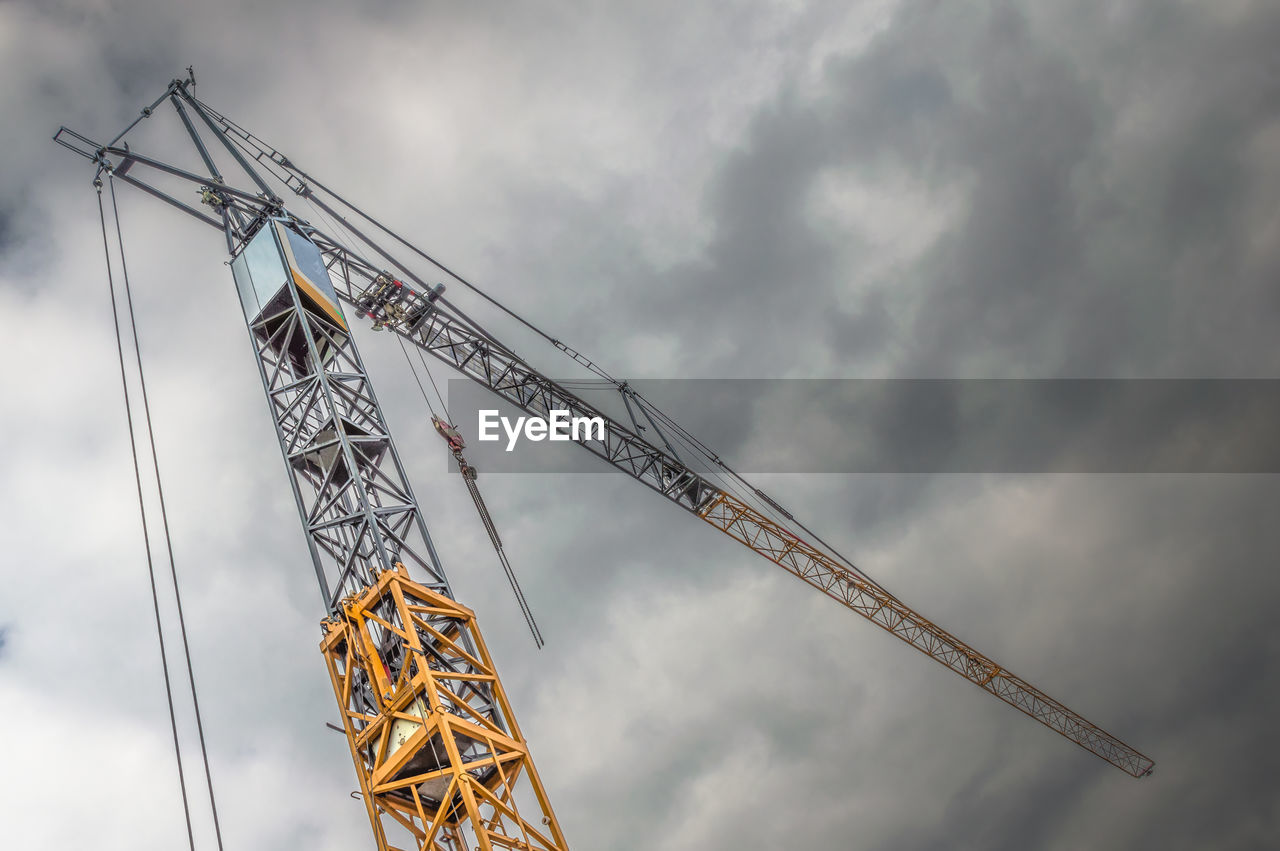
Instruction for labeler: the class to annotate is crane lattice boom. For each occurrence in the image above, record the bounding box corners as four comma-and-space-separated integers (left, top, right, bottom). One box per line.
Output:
54, 74, 1152, 851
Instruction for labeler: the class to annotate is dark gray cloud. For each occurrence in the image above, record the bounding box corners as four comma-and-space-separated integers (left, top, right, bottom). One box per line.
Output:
448, 378, 1280, 473
492, 1, 1280, 380
2, 0, 1278, 849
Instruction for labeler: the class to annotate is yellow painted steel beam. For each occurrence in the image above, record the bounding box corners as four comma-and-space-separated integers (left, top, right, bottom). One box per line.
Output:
698, 491, 1154, 778
322, 564, 569, 851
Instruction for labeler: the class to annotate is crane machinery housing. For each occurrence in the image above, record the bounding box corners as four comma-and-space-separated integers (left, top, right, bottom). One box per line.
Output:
55, 72, 1153, 851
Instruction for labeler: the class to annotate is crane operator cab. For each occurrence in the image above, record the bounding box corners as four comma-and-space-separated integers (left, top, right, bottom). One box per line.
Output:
230, 217, 350, 372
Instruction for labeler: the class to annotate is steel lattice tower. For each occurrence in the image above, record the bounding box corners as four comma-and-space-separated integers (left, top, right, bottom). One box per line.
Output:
232, 216, 567, 849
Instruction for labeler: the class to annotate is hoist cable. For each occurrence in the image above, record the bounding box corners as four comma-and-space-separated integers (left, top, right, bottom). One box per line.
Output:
419, 344, 450, 422
96, 179, 197, 851
396, 333, 438, 418
395, 324, 542, 647
398, 342, 544, 647
396, 331, 454, 427
108, 178, 227, 850
458, 469, 545, 649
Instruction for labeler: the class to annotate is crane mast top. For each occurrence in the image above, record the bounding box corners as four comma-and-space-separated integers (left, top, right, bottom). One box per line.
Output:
55, 75, 1151, 851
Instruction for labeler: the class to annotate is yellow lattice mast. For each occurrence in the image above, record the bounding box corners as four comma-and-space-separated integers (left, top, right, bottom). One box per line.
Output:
324, 566, 566, 850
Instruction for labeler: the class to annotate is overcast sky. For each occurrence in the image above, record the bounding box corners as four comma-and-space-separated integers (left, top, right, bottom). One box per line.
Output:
2, 1, 1278, 848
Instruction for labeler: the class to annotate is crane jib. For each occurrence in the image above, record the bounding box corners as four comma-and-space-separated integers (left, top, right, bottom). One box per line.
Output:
329, 249, 1152, 776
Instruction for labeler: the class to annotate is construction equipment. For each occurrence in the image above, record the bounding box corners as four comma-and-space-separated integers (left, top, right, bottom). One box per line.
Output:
55, 72, 1152, 850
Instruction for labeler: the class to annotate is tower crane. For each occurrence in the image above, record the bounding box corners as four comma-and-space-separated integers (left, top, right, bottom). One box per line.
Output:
55, 74, 1153, 850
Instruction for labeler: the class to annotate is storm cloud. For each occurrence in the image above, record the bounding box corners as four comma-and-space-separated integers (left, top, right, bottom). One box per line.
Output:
1, 1, 1278, 849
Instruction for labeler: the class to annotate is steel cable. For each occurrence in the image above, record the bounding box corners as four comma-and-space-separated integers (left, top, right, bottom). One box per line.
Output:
108, 178, 226, 850
96, 179, 197, 851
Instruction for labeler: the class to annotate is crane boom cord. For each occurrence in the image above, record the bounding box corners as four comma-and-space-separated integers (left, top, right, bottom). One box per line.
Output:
97, 176, 227, 849
458, 458, 546, 649
397, 331, 546, 649
97, 179, 197, 851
